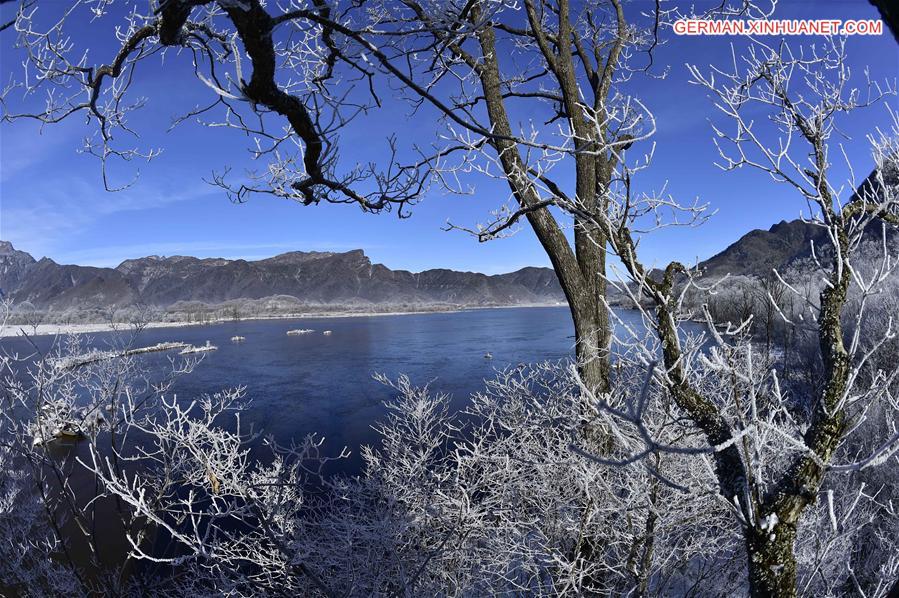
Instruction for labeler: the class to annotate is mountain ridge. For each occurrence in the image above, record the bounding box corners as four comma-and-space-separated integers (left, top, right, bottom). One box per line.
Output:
698, 217, 899, 279
5, 217, 890, 316
0, 244, 567, 312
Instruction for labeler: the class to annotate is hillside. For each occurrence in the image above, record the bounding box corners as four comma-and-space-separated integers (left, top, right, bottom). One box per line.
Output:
0, 244, 565, 313
698, 218, 899, 279
4, 215, 894, 319
697, 219, 828, 278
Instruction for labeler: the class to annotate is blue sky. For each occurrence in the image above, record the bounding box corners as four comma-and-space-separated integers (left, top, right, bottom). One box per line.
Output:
0, 0, 896, 274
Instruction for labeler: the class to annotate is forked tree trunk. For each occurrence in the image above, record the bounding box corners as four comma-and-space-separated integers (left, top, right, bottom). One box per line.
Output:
467, 4, 616, 397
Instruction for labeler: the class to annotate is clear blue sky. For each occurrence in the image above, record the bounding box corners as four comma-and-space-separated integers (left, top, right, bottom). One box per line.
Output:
1, 0, 896, 274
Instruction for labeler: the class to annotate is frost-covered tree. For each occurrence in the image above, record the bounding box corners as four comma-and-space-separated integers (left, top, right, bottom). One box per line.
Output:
2, 2, 898, 596
0, 304, 209, 595
556, 38, 899, 596
0, 0, 776, 393
0, 301, 713, 595
1, 335, 743, 595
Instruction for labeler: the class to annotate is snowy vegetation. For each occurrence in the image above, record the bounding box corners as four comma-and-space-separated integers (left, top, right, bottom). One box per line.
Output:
1, 0, 898, 595
2, 309, 898, 595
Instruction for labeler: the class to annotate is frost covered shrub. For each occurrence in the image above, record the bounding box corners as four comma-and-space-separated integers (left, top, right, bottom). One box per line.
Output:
1, 321, 897, 597
0, 422, 82, 597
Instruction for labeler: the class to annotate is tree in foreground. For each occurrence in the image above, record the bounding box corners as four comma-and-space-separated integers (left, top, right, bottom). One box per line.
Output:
561, 38, 899, 596
1, 0, 777, 393
2, 320, 896, 595
2, 1, 898, 596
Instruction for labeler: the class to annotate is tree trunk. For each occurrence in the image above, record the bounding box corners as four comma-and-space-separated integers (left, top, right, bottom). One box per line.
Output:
571, 296, 610, 395
470, 12, 613, 396
746, 522, 799, 597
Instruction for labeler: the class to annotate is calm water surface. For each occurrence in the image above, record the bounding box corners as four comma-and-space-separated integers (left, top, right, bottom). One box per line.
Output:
0, 307, 710, 576
3, 307, 701, 472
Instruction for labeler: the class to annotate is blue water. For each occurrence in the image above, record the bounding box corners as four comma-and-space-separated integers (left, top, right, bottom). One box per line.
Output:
162, 307, 576, 469
1, 307, 702, 473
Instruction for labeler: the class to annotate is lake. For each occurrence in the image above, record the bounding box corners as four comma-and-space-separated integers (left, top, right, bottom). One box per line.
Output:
1, 306, 702, 473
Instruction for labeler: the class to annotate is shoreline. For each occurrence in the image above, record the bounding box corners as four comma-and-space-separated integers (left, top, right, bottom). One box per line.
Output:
0, 303, 569, 339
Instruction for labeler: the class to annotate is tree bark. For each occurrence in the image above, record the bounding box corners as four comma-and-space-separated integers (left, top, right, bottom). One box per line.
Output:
571, 293, 611, 395
746, 522, 799, 597
470, 8, 612, 394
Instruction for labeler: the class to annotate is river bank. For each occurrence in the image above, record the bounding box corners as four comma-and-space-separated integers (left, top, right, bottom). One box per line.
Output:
0, 303, 567, 338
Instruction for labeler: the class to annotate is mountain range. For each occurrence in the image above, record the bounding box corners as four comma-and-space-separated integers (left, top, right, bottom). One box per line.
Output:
0, 241, 565, 312
2, 217, 891, 316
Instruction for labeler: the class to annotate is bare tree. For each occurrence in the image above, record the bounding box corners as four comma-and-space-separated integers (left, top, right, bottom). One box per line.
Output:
126, 302, 159, 335
562, 38, 899, 597
6, 3, 897, 595
1, 237, 897, 595
0, 0, 774, 393
12, 301, 43, 336
756, 272, 788, 361
5, 348, 740, 595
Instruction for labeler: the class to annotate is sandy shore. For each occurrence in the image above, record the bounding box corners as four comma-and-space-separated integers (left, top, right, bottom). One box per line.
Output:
0, 319, 207, 339
0, 304, 567, 339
